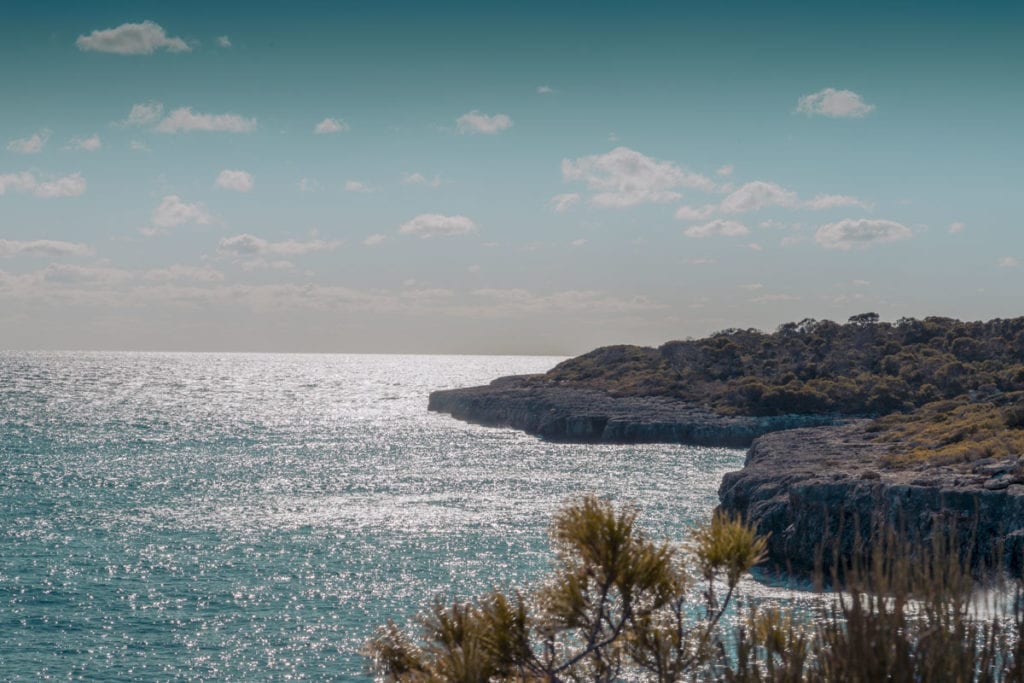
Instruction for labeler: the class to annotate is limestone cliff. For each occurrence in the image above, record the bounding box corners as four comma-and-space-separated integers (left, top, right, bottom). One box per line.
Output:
717, 423, 1024, 576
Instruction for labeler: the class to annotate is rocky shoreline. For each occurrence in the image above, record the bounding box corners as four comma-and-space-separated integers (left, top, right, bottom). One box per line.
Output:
428, 378, 838, 448
430, 380, 1024, 576
717, 422, 1024, 575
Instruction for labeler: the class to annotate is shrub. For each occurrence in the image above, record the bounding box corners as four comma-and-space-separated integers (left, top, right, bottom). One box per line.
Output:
365, 498, 1024, 681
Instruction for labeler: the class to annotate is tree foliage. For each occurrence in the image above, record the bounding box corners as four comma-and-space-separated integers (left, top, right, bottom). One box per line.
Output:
365, 496, 764, 681
539, 315, 1024, 417
367, 498, 1024, 682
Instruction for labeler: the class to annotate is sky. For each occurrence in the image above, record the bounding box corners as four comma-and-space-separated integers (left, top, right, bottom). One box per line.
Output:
1, 1, 1022, 354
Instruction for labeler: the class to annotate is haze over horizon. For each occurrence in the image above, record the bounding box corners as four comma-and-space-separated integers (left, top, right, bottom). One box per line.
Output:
2, 1, 1021, 355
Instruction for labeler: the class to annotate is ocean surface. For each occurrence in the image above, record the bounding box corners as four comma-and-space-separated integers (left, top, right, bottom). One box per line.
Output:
0, 352, 783, 680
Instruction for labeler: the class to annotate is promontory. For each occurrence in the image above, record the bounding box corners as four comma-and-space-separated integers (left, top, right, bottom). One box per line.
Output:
429, 314, 1024, 573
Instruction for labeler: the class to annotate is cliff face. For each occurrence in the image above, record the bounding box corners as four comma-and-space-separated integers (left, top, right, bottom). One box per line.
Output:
717, 423, 1024, 576
428, 378, 838, 448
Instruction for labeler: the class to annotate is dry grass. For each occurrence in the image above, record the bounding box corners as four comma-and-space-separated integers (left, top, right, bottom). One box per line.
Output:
870, 393, 1024, 467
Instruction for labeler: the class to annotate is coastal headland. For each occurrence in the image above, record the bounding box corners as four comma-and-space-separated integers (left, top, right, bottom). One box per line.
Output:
428, 315, 1024, 573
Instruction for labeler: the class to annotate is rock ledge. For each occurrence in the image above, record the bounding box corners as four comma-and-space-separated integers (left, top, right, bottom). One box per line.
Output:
717, 423, 1024, 575
428, 379, 838, 448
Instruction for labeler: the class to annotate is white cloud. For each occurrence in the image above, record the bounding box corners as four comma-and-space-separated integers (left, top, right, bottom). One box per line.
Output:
719, 181, 798, 213
143, 195, 211, 235
467, 264, 481, 273
215, 169, 254, 193
402, 172, 442, 187
314, 117, 350, 134
123, 101, 164, 126
218, 233, 340, 257
76, 21, 190, 55
715, 181, 868, 214
537, 85, 555, 94
345, 180, 373, 193
570, 238, 587, 247
802, 194, 869, 210
998, 257, 1019, 268
456, 111, 513, 134
797, 88, 875, 118
68, 134, 101, 151
717, 164, 734, 177
130, 140, 150, 152
217, 35, 232, 48
738, 283, 764, 290
815, 218, 912, 250
0, 239, 94, 258
674, 204, 716, 221
549, 193, 581, 213
0, 172, 86, 198
155, 108, 257, 133
297, 177, 319, 192
562, 146, 715, 208
399, 214, 477, 238
949, 221, 966, 234
34, 173, 87, 198
143, 265, 225, 282
684, 219, 750, 238
0, 172, 38, 195
7, 130, 49, 154
362, 234, 387, 246
40, 263, 133, 286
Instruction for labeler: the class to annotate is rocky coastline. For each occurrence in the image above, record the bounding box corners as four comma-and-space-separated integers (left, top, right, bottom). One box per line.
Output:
427, 377, 839, 447
430, 378, 1024, 576
717, 422, 1024, 576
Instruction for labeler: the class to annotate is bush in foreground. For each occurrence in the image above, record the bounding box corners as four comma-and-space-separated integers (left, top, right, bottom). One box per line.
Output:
366, 497, 1024, 682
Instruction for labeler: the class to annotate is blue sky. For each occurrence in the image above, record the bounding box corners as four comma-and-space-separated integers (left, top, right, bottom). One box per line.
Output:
1, 1, 1021, 353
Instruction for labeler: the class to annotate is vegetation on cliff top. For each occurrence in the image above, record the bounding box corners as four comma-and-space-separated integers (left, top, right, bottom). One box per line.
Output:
871, 392, 1024, 466
541, 314, 1024, 418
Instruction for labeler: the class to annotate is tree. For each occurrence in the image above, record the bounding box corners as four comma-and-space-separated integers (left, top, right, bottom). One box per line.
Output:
364, 496, 766, 682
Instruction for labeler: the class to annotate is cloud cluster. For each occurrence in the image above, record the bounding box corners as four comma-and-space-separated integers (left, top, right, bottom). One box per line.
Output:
0, 239, 94, 258
217, 233, 340, 257
68, 134, 102, 151
314, 118, 350, 134
797, 88, 875, 118
76, 21, 189, 55
345, 180, 373, 193
402, 172, 442, 187
814, 218, 912, 250
142, 195, 211, 235
399, 214, 477, 238
549, 193, 581, 213
123, 102, 164, 126
7, 131, 49, 154
215, 169, 254, 193
676, 180, 867, 218
0, 172, 86, 198
562, 147, 715, 208
155, 108, 257, 133
456, 111, 513, 134
683, 219, 749, 238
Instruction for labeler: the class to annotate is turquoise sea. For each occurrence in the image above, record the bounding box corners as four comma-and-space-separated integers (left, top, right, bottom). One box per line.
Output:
1, 352, 759, 680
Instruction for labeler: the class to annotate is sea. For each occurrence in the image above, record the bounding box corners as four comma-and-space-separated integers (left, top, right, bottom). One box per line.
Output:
0, 352, 801, 680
